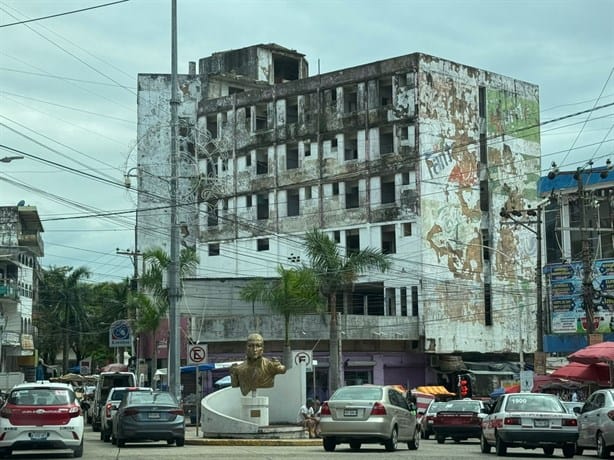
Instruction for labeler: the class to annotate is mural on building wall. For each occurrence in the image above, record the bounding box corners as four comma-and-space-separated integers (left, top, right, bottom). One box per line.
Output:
546, 259, 614, 334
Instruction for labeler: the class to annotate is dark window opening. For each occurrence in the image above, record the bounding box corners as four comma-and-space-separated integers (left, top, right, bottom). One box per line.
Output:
397, 74, 407, 87
257, 194, 269, 220
333, 230, 340, 243
345, 181, 359, 209
207, 200, 218, 227
380, 77, 393, 106
381, 176, 395, 204
256, 149, 268, 175
208, 243, 220, 256
400, 287, 408, 316
403, 222, 412, 237
332, 182, 339, 196
480, 133, 487, 164
206, 114, 218, 139
411, 286, 418, 317
287, 189, 300, 217
286, 96, 298, 124
484, 283, 492, 325
380, 128, 394, 154
482, 229, 490, 261
331, 138, 338, 150
255, 103, 267, 131
245, 153, 252, 167
479, 86, 486, 118
245, 106, 252, 131
273, 54, 300, 82
305, 186, 312, 200
344, 86, 358, 113
286, 144, 299, 170
246, 195, 252, 208
381, 225, 396, 254
349, 282, 385, 316
402, 172, 410, 185
257, 238, 269, 251
206, 157, 218, 179
304, 143, 311, 157
344, 135, 358, 161
386, 288, 395, 316
229, 86, 244, 95
480, 180, 489, 212
222, 199, 228, 211
346, 229, 360, 255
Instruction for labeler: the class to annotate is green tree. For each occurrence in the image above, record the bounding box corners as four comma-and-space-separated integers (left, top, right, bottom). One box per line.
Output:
302, 228, 391, 393
240, 266, 324, 365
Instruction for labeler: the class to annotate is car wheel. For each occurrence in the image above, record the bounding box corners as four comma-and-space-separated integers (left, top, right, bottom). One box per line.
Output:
562, 443, 575, 458
407, 426, 420, 450
0, 448, 12, 458
495, 432, 507, 456
73, 439, 84, 458
575, 444, 583, 455
480, 433, 491, 453
384, 427, 398, 452
111, 434, 117, 445
597, 432, 610, 459
453, 437, 461, 443
436, 435, 445, 444
323, 437, 336, 452
175, 438, 185, 447
167, 439, 175, 445
117, 438, 126, 447
349, 441, 361, 450
543, 445, 555, 456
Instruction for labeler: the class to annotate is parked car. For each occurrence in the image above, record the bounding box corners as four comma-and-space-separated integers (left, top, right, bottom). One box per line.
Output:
432, 398, 488, 443
100, 386, 152, 442
111, 390, 185, 447
575, 388, 614, 458
319, 384, 420, 452
421, 401, 445, 439
92, 370, 136, 432
0, 382, 84, 458
481, 392, 578, 458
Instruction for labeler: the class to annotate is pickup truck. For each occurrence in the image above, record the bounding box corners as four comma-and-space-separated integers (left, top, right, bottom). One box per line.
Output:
432, 399, 488, 444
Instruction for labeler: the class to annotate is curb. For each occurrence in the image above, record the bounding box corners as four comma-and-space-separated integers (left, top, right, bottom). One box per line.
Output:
185, 438, 322, 446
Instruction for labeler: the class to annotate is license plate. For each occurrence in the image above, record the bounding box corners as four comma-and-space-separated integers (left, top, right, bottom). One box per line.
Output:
30, 432, 48, 440
344, 409, 358, 417
534, 419, 549, 427
148, 412, 160, 419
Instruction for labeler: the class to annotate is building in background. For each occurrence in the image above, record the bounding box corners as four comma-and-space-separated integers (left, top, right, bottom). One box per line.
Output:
0, 205, 43, 385
135, 44, 541, 397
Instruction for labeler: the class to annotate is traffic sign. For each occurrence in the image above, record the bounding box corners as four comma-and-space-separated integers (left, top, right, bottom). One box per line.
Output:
188, 344, 208, 365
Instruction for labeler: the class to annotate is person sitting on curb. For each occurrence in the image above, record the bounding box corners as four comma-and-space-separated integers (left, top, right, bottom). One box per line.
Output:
297, 398, 319, 438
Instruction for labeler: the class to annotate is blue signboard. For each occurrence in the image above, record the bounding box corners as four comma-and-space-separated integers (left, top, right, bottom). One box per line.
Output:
109, 320, 132, 347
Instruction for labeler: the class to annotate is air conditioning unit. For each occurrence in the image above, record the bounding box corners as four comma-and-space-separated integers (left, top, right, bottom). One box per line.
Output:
429, 355, 440, 368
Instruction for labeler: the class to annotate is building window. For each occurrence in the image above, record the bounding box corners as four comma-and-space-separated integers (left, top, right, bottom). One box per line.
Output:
480, 180, 489, 212
343, 85, 358, 113
332, 182, 339, 196
344, 370, 371, 386
208, 243, 220, 256
411, 286, 418, 317
256, 148, 268, 175
381, 225, 396, 254
229, 86, 244, 95
207, 200, 218, 227
482, 229, 490, 261
304, 143, 311, 157
287, 189, 300, 217
401, 172, 410, 185
206, 114, 218, 139
478, 86, 486, 118
380, 77, 393, 106
484, 283, 492, 325
346, 229, 360, 255
246, 195, 252, 208
331, 138, 338, 151
479, 133, 487, 164
257, 238, 269, 251
257, 194, 269, 220
344, 134, 358, 161
245, 152, 252, 167
400, 287, 407, 316
286, 144, 299, 170
345, 181, 359, 209
381, 176, 395, 204
403, 222, 412, 237
333, 230, 340, 243
386, 288, 395, 316
305, 186, 312, 200
245, 106, 252, 131
286, 96, 298, 124
255, 103, 267, 131
380, 128, 394, 154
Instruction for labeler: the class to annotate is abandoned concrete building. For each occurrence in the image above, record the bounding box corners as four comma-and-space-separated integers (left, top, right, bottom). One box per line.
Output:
135, 44, 541, 397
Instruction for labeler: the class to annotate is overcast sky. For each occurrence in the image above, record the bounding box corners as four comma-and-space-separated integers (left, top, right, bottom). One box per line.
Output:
1, 0, 613, 284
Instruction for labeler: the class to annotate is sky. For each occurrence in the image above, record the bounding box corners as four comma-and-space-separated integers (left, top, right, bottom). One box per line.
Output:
1, 0, 613, 284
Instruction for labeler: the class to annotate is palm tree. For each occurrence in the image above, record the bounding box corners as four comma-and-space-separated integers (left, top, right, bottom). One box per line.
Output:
240, 266, 324, 366
302, 228, 391, 393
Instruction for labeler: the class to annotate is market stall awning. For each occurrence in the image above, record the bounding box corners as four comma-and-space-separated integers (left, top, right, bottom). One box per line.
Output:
415, 385, 455, 396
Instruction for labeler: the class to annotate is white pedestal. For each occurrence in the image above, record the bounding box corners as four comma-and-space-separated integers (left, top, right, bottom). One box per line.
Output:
240, 395, 269, 427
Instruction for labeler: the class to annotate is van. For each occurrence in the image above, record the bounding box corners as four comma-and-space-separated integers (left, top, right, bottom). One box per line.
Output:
91, 371, 136, 432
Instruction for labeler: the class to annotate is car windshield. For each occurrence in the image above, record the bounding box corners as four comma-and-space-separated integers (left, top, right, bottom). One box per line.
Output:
331, 386, 383, 401
127, 392, 176, 405
505, 395, 564, 413
10, 388, 73, 406
439, 400, 481, 412
427, 402, 444, 413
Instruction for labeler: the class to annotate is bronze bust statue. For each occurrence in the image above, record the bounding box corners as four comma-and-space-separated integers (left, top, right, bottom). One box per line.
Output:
229, 333, 286, 396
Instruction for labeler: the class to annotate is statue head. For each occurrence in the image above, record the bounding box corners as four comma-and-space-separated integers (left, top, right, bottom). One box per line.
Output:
245, 333, 264, 361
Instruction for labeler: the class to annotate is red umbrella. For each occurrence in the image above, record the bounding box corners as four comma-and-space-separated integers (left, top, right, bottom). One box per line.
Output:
568, 341, 614, 386
550, 362, 610, 386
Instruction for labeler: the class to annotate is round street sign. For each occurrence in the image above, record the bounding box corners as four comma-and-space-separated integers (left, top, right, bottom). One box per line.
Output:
188, 344, 208, 365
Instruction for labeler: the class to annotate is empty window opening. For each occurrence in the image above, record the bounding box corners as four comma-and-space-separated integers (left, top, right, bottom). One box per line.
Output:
330, 88, 337, 106
386, 288, 396, 316
256, 149, 268, 175
480, 180, 489, 212
479, 86, 486, 118
332, 182, 339, 196
208, 243, 220, 256
346, 229, 360, 255
380, 128, 394, 154
345, 181, 359, 209
287, 189, 300, 217
343, 85, 358, 113
331, 138, 338, 151
401, 172, 410, 185
245, 106, 252, 131
380, 77, 393, 106
255, 103, 267, 131
229, 86, 244, 95
411, 286, 418, 317
403, 222, 412, 237
400, 287, 408, 316
304, 143, 311, 157
397, 73, 407, 88
273, 54, 300, 82
344, 135, 358, 161
222, 198, 228, 211
480, 133, 487, 164
381, 225, 396, 254
206, 157, 218, 179
286, 144, 299, 170
246, 195, 252, 208
245, 152, 252, 167
305, 186, 312, 200
482, 229, 490, 261
381, 176, 395, 204
286, 96, 298, 124
206, 114, 218, 139
257, 194, 269, 220
207, 201, 219, 227
257, 238, 269, 251
484, 283, 492, 325
333, 230, 340, 243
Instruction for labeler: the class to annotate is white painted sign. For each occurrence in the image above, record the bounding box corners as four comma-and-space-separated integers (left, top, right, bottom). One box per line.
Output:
187, 344, 208, 365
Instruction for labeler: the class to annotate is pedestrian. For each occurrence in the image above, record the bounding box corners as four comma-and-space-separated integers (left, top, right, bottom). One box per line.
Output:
297, 398, 319, 438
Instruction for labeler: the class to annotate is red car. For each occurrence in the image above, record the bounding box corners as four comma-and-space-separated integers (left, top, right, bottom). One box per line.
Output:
432, 399, 488, 443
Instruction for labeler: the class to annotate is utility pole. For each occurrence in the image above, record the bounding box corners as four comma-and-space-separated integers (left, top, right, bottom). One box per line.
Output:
168, 0, 182, 402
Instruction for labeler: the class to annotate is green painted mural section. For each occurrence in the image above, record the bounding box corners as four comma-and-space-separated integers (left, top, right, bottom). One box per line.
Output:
487, 88, 540, 143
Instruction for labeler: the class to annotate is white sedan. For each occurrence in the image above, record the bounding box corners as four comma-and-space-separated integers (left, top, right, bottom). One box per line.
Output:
576, 388, 614, 458
480, 392, 578, 458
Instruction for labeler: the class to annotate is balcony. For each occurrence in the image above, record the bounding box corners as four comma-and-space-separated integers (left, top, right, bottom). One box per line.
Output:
0, 280, 18, 301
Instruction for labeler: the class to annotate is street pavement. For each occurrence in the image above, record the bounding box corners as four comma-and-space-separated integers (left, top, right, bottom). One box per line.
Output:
184, 425, 321, 446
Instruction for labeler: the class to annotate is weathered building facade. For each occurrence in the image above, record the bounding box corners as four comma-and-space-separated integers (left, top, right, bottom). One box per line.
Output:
136, 44, 541, 396
0, 205, 43, 384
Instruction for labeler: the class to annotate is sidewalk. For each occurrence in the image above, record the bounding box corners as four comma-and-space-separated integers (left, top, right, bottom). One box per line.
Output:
184, 425, 323, 446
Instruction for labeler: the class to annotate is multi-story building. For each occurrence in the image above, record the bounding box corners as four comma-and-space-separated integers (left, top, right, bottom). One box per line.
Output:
136, 44, 541, 398
540, 165, 614, 352
0, 205, 43, 384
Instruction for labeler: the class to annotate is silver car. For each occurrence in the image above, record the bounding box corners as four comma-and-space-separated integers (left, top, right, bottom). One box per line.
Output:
319, 384, 420, 452
576, 388, 614, 458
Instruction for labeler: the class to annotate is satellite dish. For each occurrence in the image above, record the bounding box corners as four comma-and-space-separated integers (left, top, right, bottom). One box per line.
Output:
17, 200, 25, 206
